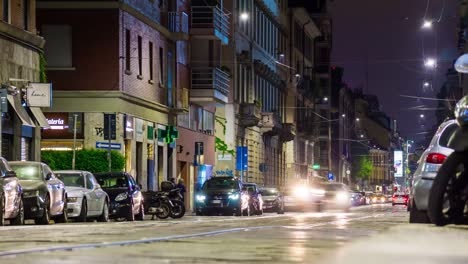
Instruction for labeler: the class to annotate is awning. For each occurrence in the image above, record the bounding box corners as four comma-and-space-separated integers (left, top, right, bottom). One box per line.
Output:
7, 95, 35, 127
29, 107, 50, 128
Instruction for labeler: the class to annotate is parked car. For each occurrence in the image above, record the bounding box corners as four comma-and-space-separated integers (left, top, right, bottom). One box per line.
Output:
0, 157, 24, 225
410, 120, 457, 223
349, 191, 366, 206
94, 172, 144, 221
55, 170, 110, 222
242, 183, 263, 215
260, 187, 284, 214
369, 193, 387, 204
195, 177, 248, 216
9, 161, 68, 225
321, 183, 351, 212
392, 193, 409, 206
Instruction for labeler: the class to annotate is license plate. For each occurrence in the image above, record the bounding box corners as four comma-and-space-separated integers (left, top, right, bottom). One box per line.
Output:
212, 200, 221, 204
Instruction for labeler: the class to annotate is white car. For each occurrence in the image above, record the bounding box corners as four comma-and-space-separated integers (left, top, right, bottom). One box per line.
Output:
55, 170, 110, 222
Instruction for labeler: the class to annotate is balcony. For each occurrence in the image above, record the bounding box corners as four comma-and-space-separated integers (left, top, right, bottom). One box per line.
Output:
191, 5, 230, 45
238, 103, 262, 127
280, 123, 296, 142
191, 67, 230, 105
261, 112, 282, 135
166, 12, 189, 40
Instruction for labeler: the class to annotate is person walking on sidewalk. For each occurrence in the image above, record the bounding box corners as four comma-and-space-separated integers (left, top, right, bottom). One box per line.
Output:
177, 178, 186, 202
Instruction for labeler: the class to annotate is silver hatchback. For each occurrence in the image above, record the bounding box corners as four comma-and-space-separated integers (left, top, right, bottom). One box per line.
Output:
410, 120, 457, 223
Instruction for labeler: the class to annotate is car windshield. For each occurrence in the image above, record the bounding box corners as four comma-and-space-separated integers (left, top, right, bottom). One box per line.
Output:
56, 173, 85, 187
95, 175, 128, 188
203, 178, 238, 190
324, 184, 345, 191
261, 189, 278, 196
10, 164, 42, 180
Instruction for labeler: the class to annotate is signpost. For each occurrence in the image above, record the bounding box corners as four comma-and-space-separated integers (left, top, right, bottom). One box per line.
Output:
95, 142, 121, 150
104, 114, 117, 172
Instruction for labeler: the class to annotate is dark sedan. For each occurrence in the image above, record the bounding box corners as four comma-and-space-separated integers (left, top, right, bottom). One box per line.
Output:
94, 172, 144, 221
260, 187, 284, 214
9, 161, 68, 225
0, 157, 24, 225
195, 177, 248, 216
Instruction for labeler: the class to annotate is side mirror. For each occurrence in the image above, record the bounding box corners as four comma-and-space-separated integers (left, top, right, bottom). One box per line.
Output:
4, 171, 16, 178
45, 173, 53, 181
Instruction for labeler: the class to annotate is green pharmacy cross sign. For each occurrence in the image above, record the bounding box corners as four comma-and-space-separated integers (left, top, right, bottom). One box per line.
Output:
312, 164, 320, 170
158, 126, 179, 144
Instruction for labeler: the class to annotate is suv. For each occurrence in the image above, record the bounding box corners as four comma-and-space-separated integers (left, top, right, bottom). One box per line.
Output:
410, 120, 456, 223
195, 177, 248, 216
0, 157, 24, 225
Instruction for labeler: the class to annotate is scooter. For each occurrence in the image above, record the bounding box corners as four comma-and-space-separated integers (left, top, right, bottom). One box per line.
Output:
428, 96, 468, 226
143, 191, 171, 220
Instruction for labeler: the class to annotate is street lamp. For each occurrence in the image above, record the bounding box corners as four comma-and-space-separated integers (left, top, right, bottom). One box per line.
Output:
420, 114, 425, 118
356, 118, 360, 122
341, 114, 346, 118
424, 58, 437, 69
422, 20, 433, 29
323, 97, 328, 102
423, 81, 430, 87
240, 12, 249, 21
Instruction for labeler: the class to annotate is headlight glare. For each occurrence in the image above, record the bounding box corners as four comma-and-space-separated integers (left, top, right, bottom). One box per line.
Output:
228, 194, 240, 200
115, 193, 128, 201
67, 197, 78, 203
196, 195, 206, 201
336, 192, 348, 202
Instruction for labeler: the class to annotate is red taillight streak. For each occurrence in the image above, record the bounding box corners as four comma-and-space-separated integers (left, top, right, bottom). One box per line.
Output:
426, 153, 447, 164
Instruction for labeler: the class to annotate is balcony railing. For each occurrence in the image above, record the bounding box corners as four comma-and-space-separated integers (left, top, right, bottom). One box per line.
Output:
167, 12, 189, 34
191, 67, 230, 104
239, 103, 262, 127
191, 5, 230, 44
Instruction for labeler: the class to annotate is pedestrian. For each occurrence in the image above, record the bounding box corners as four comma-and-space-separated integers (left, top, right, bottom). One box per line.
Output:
177, 178, 186, 202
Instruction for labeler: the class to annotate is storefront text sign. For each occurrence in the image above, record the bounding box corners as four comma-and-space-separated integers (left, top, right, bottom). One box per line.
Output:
27, 83, 52, 107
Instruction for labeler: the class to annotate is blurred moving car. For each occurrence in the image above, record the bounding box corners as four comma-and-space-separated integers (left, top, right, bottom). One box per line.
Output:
410, 120, 456, 223
10, 161, 68, 225
195, 177, 248, 216
242, 183, 263, 215
260, 187, 284, 214
369, 193, 387, 204
392, 193, 409, 206
349, 191, 366, 206
0, 157, 24, 225
283, 185, 324, 212
94, 172, 144, 221
55, 170, 110, 222
322, 183, 351, 212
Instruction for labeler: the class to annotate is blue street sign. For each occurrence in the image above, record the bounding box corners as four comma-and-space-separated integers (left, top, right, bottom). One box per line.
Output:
96, 142, 121, 150
328, 172, 334, 181
236, 146, 248, 171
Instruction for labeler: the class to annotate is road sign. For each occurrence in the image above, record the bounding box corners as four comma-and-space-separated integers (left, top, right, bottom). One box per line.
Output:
103, 114, 116, 140
328, 172, 334, 181
96, 142, 121, 150
236, 146, 248, 171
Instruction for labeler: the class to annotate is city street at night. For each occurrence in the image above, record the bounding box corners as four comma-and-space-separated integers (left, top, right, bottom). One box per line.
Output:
0, 205, 466, 264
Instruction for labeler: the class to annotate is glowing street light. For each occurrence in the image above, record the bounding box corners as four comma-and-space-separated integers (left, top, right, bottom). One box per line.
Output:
360, 134, 364, 138
424, 58, 437, 69
323, 97, 328, 102
422, 20, 433, 29
423, 81, 430, 87
420, 114, 425, 118
341, 114, 346, 118
240, 12, 249, 21
356, 118, 360, 122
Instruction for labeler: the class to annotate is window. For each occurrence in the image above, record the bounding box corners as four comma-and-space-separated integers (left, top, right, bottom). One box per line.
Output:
203, 110, 214, 135
438, 124, 457, 148
23, 0, 29, 30
137, 35, 142, 77
2, 0, 9, 23
176, 41, 187, 65
125, 29, 131, 72
42, 25, 73, 68
159, 47, 164, 85
85, 174, 94, 190
167, 51, 173, 107
149, 41, 153, 80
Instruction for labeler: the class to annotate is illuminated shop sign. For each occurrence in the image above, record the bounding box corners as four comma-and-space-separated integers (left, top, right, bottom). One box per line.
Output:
47, 118, 66, 130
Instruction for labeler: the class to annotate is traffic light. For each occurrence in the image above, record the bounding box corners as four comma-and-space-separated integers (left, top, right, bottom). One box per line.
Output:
103, 114, 116, 140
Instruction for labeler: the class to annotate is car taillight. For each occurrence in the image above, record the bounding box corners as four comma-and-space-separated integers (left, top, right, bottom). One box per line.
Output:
426, 153, 447, 164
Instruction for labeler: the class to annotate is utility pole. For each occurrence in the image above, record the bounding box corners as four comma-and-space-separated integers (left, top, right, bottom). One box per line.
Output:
72, 114, 78, 170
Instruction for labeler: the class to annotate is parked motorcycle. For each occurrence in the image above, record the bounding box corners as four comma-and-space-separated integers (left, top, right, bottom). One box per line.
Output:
166, 188, 186, 219
428, 96, 468, 226
142, 191, 171, 220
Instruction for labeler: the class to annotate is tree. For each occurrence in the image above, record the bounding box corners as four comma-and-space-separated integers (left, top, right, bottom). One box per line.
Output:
352, 156, 373, 181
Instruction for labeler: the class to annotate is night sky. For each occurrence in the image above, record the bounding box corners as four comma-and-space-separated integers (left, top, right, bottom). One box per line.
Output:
330, 0, 459, 140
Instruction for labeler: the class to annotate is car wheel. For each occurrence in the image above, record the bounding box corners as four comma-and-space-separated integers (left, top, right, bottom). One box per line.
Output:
136, 203, 145, 221
77, 199, 87, 222
36, 195, 50, 225
409, 200, 430, 224
98, 201, 110, 222
126, 203, 135, 221
10, 199, 24, 226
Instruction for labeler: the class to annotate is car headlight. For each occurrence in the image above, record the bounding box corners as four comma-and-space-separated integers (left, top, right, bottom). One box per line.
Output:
372, 197, 377, 202
336, 192, 348, 202
115, 193, 128, 202
196, 195, 206, 201
294, 186, 310, 199
228, 194, 239, 200
67, 197, 78, 203
23, 190, 39, 198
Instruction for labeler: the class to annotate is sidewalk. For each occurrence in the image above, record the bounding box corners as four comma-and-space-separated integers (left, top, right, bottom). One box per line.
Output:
320, 223, 468, 264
